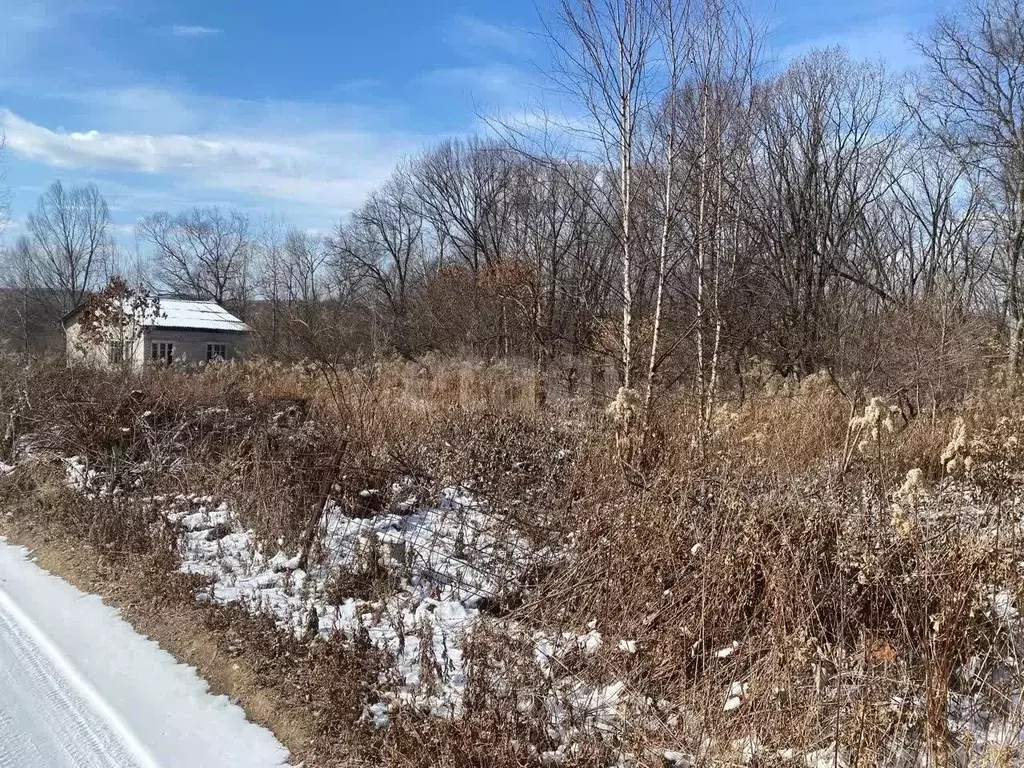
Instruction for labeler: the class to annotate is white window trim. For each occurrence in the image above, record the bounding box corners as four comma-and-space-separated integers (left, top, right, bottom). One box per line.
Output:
107, 340, 126, 365
150, 340, 175, 364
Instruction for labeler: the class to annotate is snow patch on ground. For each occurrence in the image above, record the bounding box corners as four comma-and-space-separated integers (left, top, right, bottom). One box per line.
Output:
36, 452, 1024, 764
144, 484, 640, 741
147, 486, 540, 722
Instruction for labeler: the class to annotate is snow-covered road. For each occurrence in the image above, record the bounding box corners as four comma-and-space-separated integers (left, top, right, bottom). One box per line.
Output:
0, 540, 289, 768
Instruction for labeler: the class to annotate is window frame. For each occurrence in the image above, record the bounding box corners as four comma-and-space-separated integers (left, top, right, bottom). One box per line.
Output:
107, 340, 126, 365
206, 343, 227, 362
150, 341, 174, 365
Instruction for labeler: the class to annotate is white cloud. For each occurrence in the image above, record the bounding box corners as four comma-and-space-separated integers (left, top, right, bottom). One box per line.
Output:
418, 64, 528, 105
448, 15, 527, 56
170, 24, 220, 38
0, 107, 428, 213
3, 109, 302, 173
775, 18, 920, 72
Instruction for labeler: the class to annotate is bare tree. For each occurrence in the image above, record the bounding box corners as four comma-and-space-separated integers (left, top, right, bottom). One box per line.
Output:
914, 0, 1024, 376
251, 214, 288, 355
410, 139, 524, 355
667, 0, 761, 444
412, 139, 516, 273
552, 0, 659, 393
748, 49, 902, 376
138, 207, 250, 305
511, 158, 602, 377
331, 167, 424, 356
642, 0, 691, 419
281, 230, 329, 306
864, 143, 992, 309
12, 181, 113, 325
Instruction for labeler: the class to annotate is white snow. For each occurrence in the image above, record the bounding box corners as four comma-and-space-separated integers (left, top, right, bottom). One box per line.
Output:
723, 681, 747, 712
663, 750, 692, 766
147, 299, 249, 333
715, 641, 738, 658
0, 539, 288, 767
151, 485, 541, 723
144, 485, 648, 744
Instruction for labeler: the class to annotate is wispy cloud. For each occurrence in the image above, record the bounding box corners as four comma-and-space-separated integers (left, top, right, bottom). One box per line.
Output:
447, 15, 527, 56
430, 14, 540, 122
775, 18, 920, 72
0, 104, 430, 214
418, 64, 528, 105
169, 24, 221, 39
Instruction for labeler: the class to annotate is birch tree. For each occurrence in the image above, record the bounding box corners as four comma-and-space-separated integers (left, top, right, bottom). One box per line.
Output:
553, 0, 658, 394
674, 0, 758, 444
642, 0, 690, 419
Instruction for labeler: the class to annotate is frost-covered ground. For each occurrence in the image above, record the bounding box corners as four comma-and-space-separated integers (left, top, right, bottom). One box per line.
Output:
30, 453, 1024, 766
150, 486, 534, 724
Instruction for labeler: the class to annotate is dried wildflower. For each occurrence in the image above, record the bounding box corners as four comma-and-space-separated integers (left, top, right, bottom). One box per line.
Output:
850, 396, 896, 452
605, 387, 640, 426
897, 467, 924, 498
941, 417, 970, 474
891, 468, 925, 537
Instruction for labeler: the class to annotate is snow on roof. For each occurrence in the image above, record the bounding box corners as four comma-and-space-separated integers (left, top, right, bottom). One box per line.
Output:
148, 299, 249, 333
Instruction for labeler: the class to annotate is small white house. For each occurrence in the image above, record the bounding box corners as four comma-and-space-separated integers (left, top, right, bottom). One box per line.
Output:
64, 298, 250, 370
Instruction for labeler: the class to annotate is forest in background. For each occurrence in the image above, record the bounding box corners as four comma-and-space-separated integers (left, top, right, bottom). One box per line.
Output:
2, 0, 1019, 425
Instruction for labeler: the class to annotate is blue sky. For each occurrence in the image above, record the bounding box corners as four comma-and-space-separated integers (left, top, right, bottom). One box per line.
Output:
1, 0, 946, 241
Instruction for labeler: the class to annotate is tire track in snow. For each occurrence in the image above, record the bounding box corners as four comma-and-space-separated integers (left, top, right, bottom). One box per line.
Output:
0, 587, 161, 768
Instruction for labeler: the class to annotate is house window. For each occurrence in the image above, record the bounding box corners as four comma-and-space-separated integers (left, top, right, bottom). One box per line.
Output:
150, 342, 174, 365
207, 343, 227, 362
107, 341, 126, 364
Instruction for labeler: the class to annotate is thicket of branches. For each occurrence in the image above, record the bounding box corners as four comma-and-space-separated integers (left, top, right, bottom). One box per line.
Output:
2, 0, 1021, 416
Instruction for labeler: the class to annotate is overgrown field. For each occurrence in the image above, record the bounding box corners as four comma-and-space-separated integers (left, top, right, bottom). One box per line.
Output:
2, 355, 1024, 767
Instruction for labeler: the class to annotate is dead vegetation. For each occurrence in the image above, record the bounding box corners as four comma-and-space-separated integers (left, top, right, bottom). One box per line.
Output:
2, 355, 1024, 766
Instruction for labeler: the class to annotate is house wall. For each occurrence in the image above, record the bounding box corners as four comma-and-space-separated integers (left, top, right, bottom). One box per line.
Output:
66, 321, 247, 370
65, 320, 147, 369
141, 328, 246, 365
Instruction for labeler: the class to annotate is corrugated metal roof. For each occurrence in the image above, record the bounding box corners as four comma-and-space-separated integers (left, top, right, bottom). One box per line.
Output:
148, 299, 249, 333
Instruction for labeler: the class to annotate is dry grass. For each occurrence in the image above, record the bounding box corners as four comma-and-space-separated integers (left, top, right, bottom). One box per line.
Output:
2, 355, 1024, 766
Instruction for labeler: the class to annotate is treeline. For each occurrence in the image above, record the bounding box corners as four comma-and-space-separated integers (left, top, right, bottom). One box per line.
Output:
2, 0, 1021, 412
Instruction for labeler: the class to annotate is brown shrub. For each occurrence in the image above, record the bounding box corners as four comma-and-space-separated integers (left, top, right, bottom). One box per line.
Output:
5, 353, 1024, 765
